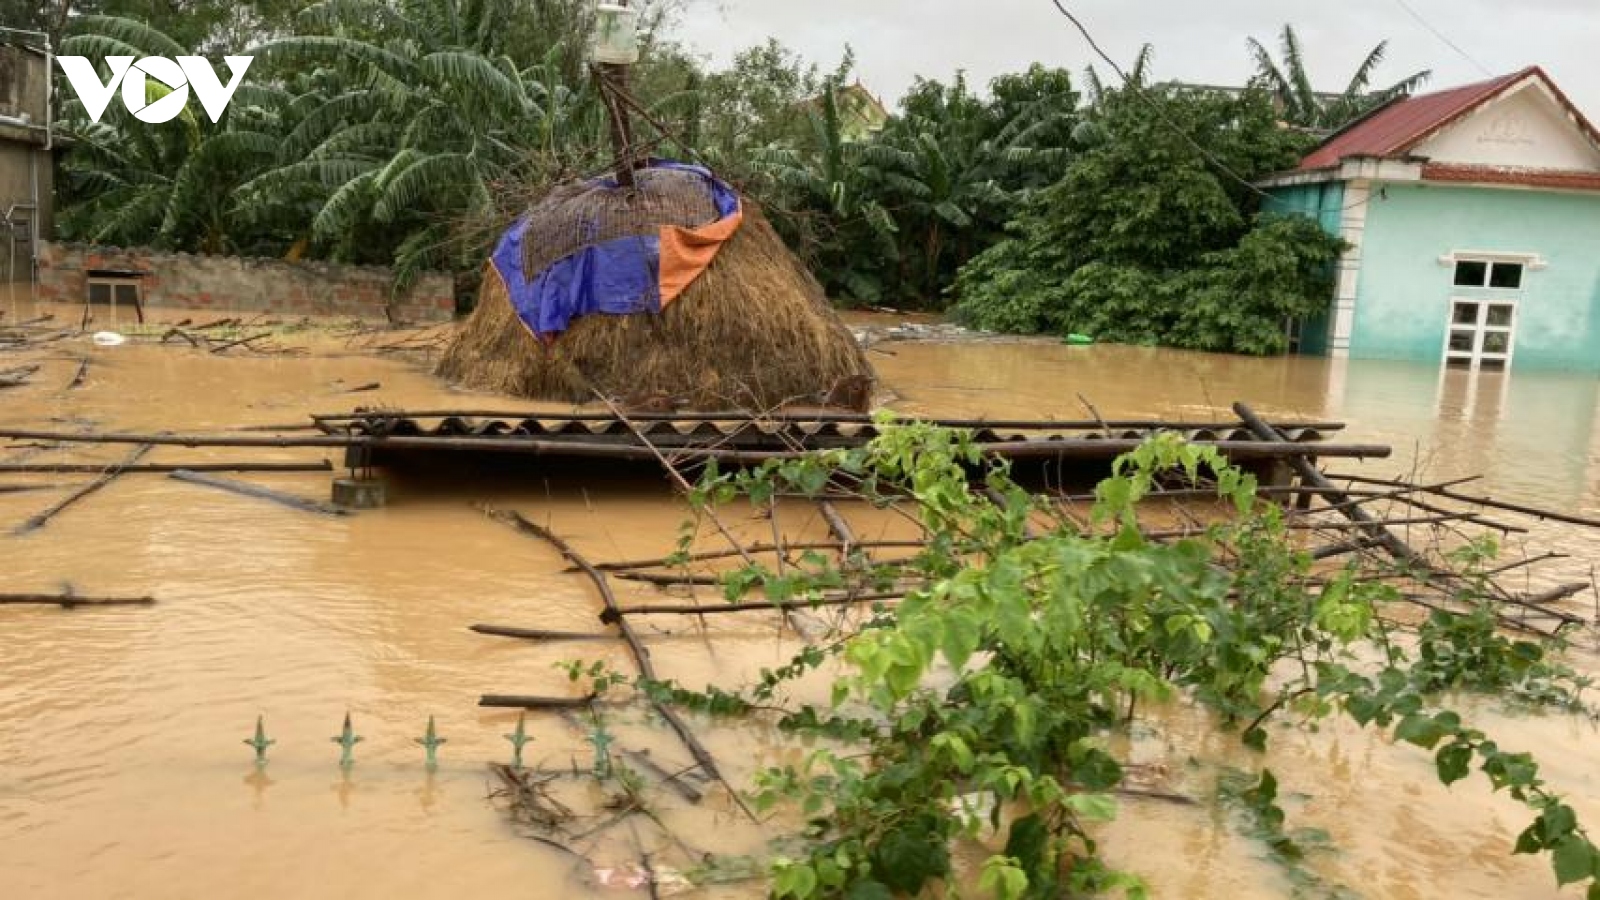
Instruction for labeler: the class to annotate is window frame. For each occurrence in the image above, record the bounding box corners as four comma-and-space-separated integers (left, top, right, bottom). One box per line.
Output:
1452, 258, 1525, 290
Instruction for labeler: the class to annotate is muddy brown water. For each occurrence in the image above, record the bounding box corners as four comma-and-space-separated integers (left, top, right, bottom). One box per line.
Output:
2, 310, 1598, 898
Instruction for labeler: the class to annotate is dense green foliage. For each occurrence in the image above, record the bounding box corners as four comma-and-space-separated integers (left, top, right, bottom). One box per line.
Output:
750, 65, 1078, 308
47, 6, 1422, 348
952, 81, 1346, 354
621, 426, 1599, 898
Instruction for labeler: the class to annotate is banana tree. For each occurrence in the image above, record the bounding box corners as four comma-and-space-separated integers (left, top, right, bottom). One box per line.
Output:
240, 0, 609, 282
1248, 25, 1430, 130
54, 16, 283, 253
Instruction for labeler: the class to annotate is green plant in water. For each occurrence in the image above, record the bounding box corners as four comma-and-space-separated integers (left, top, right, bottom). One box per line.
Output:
581, 422, 1595, 898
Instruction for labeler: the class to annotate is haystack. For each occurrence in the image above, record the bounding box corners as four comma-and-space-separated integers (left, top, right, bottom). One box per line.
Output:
436, 165, 874, 412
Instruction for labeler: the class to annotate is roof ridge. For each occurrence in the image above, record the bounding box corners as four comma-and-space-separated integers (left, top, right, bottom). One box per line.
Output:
1291, 67, 1579, 173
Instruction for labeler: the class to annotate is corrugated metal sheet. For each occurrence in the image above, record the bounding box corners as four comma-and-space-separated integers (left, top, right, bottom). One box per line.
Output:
1297, 68, 1531, 171
316, 411, 1343, 451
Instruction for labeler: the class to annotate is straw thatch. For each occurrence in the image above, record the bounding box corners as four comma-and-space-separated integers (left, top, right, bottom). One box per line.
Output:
436, 176, 874, 412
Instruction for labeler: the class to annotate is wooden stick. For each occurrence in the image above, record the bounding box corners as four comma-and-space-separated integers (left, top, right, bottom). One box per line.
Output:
594, 539, 928, 571
0, 460, 332, 474
0, 363, 40, 387
1288, 475, 1481, 519
480, 694, 597, 710
622, 749, 704, 803
1234, 413, 1581, 628
0, 428, 356, 448
484, 506, 751, 819
1306, 537, 1386, 561
0, 593, 154, 607
160, 327, 202, 348
1522, 582, 1590, 608
470, 624, 619, 642
169, 470, 348, 516
66, 358, 88, 390
1234, 403, 1431, 573
15, 443, 152, 534
1326, 473, 1600, 530
1481, 552, 1569, 576
614, 571, 722, 587
209, 331, 273, 353
605, 592, 907, 620
817, 498, 866, 559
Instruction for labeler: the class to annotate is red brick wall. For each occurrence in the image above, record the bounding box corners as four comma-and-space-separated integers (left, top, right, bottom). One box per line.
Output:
36, 241, 455, 323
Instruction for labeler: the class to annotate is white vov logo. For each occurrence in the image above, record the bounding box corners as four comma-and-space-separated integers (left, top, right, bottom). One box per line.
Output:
56, 56, 253, 124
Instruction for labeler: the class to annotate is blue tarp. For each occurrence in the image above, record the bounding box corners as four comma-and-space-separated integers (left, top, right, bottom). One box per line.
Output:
489, 161, 740, 340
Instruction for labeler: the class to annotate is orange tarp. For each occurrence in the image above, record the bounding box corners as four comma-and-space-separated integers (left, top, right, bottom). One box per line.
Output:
657, 201, 744, 307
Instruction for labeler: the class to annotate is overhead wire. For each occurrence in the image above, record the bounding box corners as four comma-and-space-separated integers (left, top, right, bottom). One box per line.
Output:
1044, 0, 1387, 215
1391, 0, 1494, 77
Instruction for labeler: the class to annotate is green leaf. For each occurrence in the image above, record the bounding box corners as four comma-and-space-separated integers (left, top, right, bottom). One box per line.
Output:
1435, 742, 1472, 786
1552, 836, 1596, 886
1242, 725, 1268, 752
844, 881, 893, 900
1541, 804, 1579, 844
1394, 713, 1445, 750
1065, 792, 1118, 822
773, 860, 819, 899
873, 816, 950, 894
1004, 814, 1050, 881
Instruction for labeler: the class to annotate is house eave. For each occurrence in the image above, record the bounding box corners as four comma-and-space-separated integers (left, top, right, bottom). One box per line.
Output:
1256, 156, 1425, 189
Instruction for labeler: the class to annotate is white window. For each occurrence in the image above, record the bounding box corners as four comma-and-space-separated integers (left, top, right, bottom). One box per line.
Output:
1444, 298, 1516, 370
1452, 259, 1524, 290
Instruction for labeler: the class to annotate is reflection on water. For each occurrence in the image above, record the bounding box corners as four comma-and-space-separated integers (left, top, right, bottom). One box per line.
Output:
1, 317, 1597, 898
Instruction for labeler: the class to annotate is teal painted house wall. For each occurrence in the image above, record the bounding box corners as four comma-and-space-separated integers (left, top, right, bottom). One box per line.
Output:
1353, 184, 1600, 369
1262, 182, 1344, 234
1263, 182, 1344, 356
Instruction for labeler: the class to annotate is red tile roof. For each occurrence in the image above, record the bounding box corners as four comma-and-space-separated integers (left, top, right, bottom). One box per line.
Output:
1421, 163, 1600, 191
1295, 66, 1598, 171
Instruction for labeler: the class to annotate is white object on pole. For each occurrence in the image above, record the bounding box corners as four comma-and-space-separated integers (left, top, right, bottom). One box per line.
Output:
592, 3, 640, 65
92, 331, 127, 346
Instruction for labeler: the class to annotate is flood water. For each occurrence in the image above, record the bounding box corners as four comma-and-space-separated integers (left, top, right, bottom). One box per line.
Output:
2, 310, 1598, 899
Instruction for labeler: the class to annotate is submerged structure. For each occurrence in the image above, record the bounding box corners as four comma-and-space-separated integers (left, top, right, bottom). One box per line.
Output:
436, 161, 874, 411
1261, 66, 1600, 370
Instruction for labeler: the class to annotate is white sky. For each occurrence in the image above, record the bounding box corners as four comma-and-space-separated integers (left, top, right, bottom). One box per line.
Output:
673, 0, 1600, 119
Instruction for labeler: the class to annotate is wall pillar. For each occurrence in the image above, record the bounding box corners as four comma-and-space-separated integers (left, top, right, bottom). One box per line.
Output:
1327, 180, 1373, 358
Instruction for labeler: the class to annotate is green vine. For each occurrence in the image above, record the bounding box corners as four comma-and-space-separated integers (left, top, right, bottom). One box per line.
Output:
590, 423, 1595, 898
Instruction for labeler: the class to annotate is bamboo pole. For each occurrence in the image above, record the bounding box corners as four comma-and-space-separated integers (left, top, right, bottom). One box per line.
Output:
614, 571, 722, 587
0, 428, 356, 448
1326, 473, 1600, 530
0, 460, 332, 474
480, 694, 598, 710
1234, 403, 1432, 572
0, 593, 154, 607
15, 443, 151, 534
470, 624, 619, 642
604, 592, 907, 620
594, 539, 928, 572
169, 470, 348, 516
1235, 404, 1583, 629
